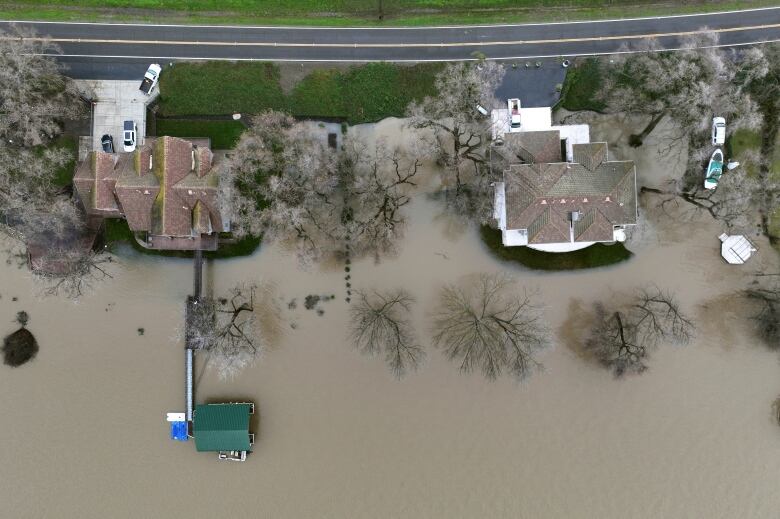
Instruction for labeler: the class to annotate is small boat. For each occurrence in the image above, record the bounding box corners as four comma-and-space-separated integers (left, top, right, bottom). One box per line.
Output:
704, 148, 724, 190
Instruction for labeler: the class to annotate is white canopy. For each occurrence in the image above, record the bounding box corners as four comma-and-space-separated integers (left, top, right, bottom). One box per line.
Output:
719, 233, 756, 264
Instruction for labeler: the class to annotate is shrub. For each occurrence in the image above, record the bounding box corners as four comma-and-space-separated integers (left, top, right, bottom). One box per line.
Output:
3, 328, 39, 367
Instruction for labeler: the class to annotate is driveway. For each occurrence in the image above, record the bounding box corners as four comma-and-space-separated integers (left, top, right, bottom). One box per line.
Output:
76, 79, 158, 152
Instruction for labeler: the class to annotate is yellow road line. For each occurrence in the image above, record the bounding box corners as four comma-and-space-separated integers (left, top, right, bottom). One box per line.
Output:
2, 23, 779, 48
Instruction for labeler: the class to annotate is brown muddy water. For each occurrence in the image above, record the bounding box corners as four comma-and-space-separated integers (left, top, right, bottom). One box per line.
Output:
3, 119, 780, 519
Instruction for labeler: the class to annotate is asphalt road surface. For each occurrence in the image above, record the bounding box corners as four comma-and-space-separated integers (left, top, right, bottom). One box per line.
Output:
1, 7, 779, 79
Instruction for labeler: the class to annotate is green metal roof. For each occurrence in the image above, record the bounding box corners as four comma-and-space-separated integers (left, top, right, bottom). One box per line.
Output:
193, 403, 252, 452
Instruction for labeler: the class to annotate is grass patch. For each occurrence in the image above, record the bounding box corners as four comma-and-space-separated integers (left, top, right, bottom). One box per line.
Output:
771, 131, 780, 182
158, 62, 285, 116
104, 218, 261, 259
159, 62, 443, 124
339, 63, 442, 124
480, 225, 632, 271
0, 1, 774, 26
556, 58, 606, 112
288, 69, 346, 119
727, 129, 762, 177
154, 119, 246, 149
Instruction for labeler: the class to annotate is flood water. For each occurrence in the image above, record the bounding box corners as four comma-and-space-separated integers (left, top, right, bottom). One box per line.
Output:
2, 119, 780, 518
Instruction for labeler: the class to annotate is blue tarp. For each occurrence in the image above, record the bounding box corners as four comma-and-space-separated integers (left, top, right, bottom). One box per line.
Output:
170, 421, 189, 441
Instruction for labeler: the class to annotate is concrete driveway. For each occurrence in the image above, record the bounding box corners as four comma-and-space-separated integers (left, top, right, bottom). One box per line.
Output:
76, 79, 158, 152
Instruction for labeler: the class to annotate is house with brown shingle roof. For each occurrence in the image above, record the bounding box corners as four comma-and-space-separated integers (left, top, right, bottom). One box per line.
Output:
74, 136, 228, 251
493, 135, 638, 252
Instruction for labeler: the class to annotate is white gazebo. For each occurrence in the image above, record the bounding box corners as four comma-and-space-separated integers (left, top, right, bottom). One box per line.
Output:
719, 233, 757, 264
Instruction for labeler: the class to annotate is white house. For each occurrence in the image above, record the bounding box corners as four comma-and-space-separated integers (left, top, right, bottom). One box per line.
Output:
491, 99, 638, 253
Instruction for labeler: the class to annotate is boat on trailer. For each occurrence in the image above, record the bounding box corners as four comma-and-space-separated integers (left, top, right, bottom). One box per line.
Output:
704, 148, 724, 189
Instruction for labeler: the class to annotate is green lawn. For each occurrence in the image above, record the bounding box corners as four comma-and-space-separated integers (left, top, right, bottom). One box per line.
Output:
154, 119, 246, 149
0, 0, 773, 26
727, 129, 763, 177
480, 225, 632, 271
158, 61, 442, 124
104, 218, 262, 259
770, 131, 780, 181
157, 62, 285, 116
768, 132, 780, 251
556, 58, 607, 113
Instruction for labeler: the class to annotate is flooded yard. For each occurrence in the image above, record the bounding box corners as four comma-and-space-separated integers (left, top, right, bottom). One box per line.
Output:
2, 119, 780, 518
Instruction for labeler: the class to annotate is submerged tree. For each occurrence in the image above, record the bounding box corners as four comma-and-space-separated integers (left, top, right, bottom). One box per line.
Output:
33, 249, 113, 299
744, 274, 780, 348
219, 111, 341, 263
349, 288, 422, 378
431, 273, 549, 381
584, 286, 694, 376
344, 140, 422, 259
2, 312, 38, 367
641, 149, 779, 231
614, 38, 779, 233
407, 61, 505, 220
221, 111, 426, 264
600, 34, 766, 147
187, 282, 280, 380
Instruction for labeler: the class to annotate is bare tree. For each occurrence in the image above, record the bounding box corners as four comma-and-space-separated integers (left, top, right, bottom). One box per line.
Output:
642, 149, 778, 231
744, 274, 780, 347
344, 139, 422, 259
187, 282, 280, 380
431, 273, 549, 381
584, 286, 694, 376
0, 26, 85, 146
600, 34, 766, 147
407, 61, 504, 220
219, 111, 341, 264
221, 112, 425, 264
29, 247, 114, 299
0, 137, 79, 238
0, 28, 91, 267
349, 288, 422, 377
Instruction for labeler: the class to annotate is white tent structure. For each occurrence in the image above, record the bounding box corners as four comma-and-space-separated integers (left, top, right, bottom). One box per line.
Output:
719, 233, 757, 264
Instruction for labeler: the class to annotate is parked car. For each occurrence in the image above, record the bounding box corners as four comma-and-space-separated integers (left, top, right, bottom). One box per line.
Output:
712, 116, 726, 145
101, 134, 114, 153
139, 63, 162, 95
123, 121, 137, 152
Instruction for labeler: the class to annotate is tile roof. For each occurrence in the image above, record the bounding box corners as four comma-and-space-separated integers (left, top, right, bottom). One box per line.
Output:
503, 142, 637, 245
572, 142, 607, 171
73, 151, 122, 216
501, 130, 563, 163
74, 136, 227, 248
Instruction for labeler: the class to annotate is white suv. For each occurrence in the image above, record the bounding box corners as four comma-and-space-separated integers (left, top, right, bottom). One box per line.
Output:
123, 120, 137, 152
712, 117, 726, 145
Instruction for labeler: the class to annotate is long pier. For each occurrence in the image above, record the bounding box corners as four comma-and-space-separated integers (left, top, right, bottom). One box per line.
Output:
185, 249, 203, 424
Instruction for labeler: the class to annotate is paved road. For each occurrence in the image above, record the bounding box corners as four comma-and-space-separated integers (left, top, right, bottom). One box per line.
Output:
1, 7, 779, 78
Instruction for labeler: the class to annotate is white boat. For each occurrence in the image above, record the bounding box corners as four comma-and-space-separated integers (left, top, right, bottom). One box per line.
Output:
704, 148, 724, 190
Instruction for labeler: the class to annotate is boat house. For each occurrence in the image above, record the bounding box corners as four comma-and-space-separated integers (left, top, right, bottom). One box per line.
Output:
193, 403, 255, 461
